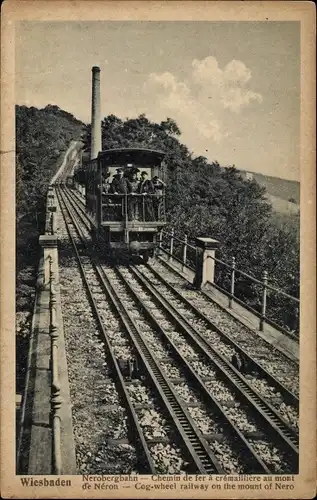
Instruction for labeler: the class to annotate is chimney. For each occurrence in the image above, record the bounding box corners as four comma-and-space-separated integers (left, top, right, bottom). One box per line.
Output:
90, 66, 102, 160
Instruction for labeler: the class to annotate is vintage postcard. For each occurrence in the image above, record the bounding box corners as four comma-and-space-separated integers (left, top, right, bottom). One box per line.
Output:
1, 1, 316, 498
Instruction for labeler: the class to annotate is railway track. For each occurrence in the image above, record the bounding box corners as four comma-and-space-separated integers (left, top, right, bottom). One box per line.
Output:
111, 265, 298, 471
58, 185, 299, 473
128, 264, 299, 431
57, 186, 226, 474
153, 258, 299, 394
65, 186, 299, 410
56, 187, 156, 474
133, 264, 299, 413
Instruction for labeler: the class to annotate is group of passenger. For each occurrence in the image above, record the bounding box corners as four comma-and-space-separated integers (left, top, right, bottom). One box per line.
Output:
102, 167, 165, 196
101, 167, 166, 221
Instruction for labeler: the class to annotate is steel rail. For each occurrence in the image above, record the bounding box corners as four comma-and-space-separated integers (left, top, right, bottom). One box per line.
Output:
61, 186, 92, 228
64, 186, 86, 210
112, 266, 274, 474
59, 189, 273, 472
62, 185, 269, 474
145, 263, 299, 408
56, 187, 156, 474
94, 264, 226, 474
125, 265, 299, 470
57, 187, 223, 475
61, 184, 298, 472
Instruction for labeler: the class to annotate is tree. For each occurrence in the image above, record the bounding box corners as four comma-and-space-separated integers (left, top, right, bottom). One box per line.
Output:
16, 104, 84, 217
81, 112, 299, 331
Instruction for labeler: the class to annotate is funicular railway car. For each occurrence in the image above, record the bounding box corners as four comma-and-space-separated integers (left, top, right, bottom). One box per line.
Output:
85, 147, 167, 262
66, 175, 75, 188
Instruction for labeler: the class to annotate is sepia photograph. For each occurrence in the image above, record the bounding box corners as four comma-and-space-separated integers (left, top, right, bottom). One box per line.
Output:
1, 1, 315, 498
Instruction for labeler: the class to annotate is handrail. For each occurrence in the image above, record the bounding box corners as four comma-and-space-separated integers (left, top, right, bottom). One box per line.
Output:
226, 264, 299, 303
161, 230, 196, 250
101, 193, 165, 199
160, 229, 299, 304
158, 228, 299, 335
49, 255, 62, 474
101, 193, 165, 223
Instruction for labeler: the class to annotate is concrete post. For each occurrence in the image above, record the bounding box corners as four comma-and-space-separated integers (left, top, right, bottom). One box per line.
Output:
157, 229, 163, 255
39, 235, 58, 285
47, 204, 57, 234
182, 234, 188, 271
169, 227, 174, 261
91, 66, 102, 160
260, 270, 268, 331
47, 192, 55, 208
194, 237, 219, 289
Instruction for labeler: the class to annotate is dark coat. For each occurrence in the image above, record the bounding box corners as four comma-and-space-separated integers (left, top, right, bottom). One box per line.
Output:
138, 179, 154, 194
153, 178, 165, 196
110, 176, 130, 194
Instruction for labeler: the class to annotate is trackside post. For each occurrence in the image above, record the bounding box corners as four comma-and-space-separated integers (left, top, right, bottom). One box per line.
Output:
194, 237, 219, 289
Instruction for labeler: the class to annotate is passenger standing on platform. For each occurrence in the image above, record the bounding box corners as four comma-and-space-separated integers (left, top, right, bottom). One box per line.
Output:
128, 169, 140, 193
110, 168, 129, 194
110, 168, 129, 220
102, 172, 111, 194
138, 171, 154, 194
138, 171, 154, 220
128, 169, 140, 220
152, 175, 166, 220
101, 172, 111, 220
152, 176, 166, 194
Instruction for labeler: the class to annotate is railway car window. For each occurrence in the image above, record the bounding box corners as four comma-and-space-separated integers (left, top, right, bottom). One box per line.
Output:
97, 149, 166, 224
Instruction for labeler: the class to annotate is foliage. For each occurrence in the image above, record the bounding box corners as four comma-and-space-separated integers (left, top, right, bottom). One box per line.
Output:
16, 104, 84, 217
83, 113, 301, 332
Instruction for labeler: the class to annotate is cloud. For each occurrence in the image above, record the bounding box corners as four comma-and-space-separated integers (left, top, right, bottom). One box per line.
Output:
192, 56, 224, 87
192, 56, 262, 112
143, 55, 262, 143
220, 87, 263, 113
223, 59, 252, 85
192, 57, 253, 87
144, 72, 228, 143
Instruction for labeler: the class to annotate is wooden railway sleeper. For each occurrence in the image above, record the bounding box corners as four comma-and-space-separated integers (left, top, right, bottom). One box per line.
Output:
155, 257, 299, 402
126, 265, 299, 470
146, 262, 298, 408
56, 187, 156, 474
114, 266, 271, 474
94, 262, 224, 475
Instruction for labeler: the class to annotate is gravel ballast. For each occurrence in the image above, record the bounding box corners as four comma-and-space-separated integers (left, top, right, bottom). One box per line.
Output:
57, 209, 138, 474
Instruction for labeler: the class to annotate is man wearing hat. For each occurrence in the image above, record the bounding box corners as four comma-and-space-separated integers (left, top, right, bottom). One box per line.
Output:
110, 168, 129, 194
109, 168, 130, 221
102, 171, 111, 194
127, 168, 141, 220
138, 171, 154, 221
152, 175, 166, 220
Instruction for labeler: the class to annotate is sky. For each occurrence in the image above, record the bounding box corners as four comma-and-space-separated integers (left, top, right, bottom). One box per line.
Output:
16, 21, 300, 181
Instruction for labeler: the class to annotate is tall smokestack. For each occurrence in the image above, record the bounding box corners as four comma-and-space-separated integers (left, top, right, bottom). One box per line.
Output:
90, 66, 102, 159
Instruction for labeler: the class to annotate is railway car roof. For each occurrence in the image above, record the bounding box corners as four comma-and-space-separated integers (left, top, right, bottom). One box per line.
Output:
98, 148, 166, 165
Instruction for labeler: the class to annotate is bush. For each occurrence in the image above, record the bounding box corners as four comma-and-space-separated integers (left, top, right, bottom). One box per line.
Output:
16, 104, 84, 217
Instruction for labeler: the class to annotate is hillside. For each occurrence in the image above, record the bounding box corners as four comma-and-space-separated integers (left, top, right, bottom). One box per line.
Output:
238, 170, 300, 205
16, 104, 85, 217
264, 193, 299, 215
16, 105, 86, 409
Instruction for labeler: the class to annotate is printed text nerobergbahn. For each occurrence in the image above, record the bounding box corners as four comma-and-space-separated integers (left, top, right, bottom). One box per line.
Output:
82, 475, 137, 482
